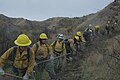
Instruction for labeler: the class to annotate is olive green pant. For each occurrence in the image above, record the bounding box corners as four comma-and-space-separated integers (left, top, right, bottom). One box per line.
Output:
11, 66, 26, 80
35, 59, 56, 80
53, 54, 64, 74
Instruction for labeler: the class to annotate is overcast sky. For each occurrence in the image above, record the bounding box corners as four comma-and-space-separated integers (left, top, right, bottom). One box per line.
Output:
0, 0, 113, 21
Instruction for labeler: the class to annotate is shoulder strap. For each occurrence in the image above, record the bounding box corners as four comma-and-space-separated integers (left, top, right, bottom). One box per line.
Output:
62, 41, 64, 49
53, 40, 57, 47
53, 40, 57, 50
26, 47, 30, 63
45, 44, 49, 53
35, 43, 39, 54
13, 46, 17, 61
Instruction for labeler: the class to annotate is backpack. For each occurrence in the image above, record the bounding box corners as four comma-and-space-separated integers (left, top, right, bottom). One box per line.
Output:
105, 26, 110, 30
64, 39, 71, 53
9, 46, 30, 63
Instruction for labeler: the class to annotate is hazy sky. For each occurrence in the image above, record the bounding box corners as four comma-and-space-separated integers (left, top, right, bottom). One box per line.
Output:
0, 0, 113, 21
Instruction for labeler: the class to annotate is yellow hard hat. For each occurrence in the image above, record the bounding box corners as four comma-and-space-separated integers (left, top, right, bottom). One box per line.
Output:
74, 36, 79, 41
95, 26, 100, 29
14, 34, 32, 46
76, 31, 82, 37
39, 33, 48, 39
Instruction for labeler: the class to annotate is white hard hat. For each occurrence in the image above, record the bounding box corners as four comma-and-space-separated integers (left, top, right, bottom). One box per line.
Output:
57, 33, 64, 39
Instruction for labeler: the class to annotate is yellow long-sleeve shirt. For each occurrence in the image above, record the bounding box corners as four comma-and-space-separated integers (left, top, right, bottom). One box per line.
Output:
32, 41, 53, 60
0, 46, 35, 76
51, 40, 66, 55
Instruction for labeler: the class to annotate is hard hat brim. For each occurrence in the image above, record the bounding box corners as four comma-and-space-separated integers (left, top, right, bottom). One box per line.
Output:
57, 36, 64, 39
40, 37, 48, 39
14, 40, 32, 46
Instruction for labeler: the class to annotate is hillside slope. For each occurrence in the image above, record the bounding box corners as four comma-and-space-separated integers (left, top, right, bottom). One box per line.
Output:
76, 0, 120, 31
0, 0, 120, 80
0, 13, 95, 53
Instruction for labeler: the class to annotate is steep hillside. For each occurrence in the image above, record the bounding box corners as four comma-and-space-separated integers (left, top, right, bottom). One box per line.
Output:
0, 0, 119, 59
0, 0, 120, 80
0, 13, 94, 53
76, 0, 120, 31
57, 33, 120, 80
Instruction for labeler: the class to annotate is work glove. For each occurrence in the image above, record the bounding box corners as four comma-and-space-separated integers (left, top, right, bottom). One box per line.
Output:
34, 61, 37, 67
69, 57, 73, 61
23, 73, 29, 80
50, 54, 54, 60
0, 67, 5, 75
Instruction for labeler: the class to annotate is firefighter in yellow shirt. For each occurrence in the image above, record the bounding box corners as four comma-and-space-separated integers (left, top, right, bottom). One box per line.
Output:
51, 33, 66, 74
74, 31, 85, 51
0, 34, 35, 80
32, 33, 56, 80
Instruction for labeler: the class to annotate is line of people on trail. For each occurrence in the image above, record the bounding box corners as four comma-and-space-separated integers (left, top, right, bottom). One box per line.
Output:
0, 21, 117, 80
0, 32, 93, 80
105, 21, 117, 35
0, 32, 87, 80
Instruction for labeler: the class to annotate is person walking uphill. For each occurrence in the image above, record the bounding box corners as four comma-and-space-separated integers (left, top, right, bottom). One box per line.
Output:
51, 33, 66, 74
32, 33, 56, 80
74, 31, 85, 51
64, 38, 77, 62
95, 26, 101, 35
105, 21, 114, 35
0, 34, 35, 80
